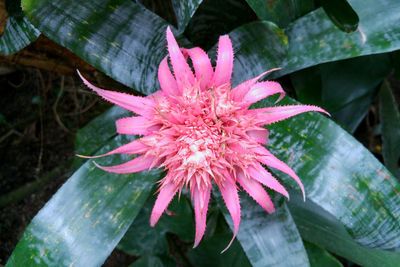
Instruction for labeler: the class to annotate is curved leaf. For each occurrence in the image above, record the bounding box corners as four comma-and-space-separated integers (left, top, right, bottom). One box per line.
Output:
245, 0, 315, 27
172, 0, 203, 31
304, 241, 343, 267
215, 193, 310, 267
319, 0, 359, 33
6, 136, 161, 267
0, 0, 39, 55
21, 0, 171, 95
289, 197, 400, 266
379, 81, 400, 179
230, 0, 400, 85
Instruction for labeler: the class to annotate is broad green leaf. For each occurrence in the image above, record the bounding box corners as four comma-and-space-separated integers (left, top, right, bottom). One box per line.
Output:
289, 196, 400, 267
379, 81, 400, 179
245, 0, 315, 27
0, 0, 39, 55
214, 192, 310, 267
292, 54, 391, 133
21, 0, 171, 95
171, 0, 203, 32
7, 135, 161, 267
187, 214, 252, 267
319, 0, 359, 33
303, 241, 343, 267
230, 0, 400, 85
229, 13, 400, 264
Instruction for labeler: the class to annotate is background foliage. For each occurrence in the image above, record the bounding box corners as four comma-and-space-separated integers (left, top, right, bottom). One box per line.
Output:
1, 0, 400, 266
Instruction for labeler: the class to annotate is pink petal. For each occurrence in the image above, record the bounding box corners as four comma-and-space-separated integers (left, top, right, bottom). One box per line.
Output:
213, 35, 233, 87
255, 105, 329, 125
77, 70, 154, 117
218, 175, 241, 252
158, 56, 180, 96
166, 27, 194, 90
95, 155, 155, 174
243, 81, 285, 105
247, 164, 289, 198
192, 185, 211, 247
185, 47, 213, 90
231, 68, 281, 101
115, 116, 159, 135
258, 151, 305, 200
77, 139, 148, 159
236, 171, 275, 213
150, 182, 179, 226
247, 129, 269, 144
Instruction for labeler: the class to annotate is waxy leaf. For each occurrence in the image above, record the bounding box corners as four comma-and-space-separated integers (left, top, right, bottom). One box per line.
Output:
21, 0, 171, 95
215, 193, 310, 267
304, 241, 343, 267
6, 136, 161, 267
379, 81, 400, 179
245, 0, 315, 28
0, 0, 39, 55
171, 0, 203, 31
319, 0, 359, 33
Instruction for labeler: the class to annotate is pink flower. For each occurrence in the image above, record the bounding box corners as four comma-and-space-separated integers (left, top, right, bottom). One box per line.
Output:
78, 27, 328, 249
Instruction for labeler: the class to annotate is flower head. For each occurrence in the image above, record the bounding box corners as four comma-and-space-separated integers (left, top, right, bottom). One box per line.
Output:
78, 27, 327, 248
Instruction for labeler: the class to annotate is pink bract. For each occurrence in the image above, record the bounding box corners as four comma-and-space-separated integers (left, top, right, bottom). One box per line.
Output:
78, 27, 328, 249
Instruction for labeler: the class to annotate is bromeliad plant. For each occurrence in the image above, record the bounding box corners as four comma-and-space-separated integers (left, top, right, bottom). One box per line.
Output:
4, 0, 400, 266
78, 27, 326, 248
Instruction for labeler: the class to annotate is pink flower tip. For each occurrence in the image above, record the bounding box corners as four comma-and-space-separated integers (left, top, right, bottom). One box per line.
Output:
79, 28, 328, 249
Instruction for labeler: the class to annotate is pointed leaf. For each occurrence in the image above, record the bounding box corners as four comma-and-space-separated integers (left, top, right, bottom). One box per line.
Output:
6, 136, 161, 267
171, 0, 203, 31
319, 0, 359, 33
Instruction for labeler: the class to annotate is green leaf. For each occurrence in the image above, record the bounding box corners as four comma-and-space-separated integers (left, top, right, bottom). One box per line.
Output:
245, 0, 315, 28
304, 241, 343, 267
230, 0, 400, 85
215, 192, 310, 267
21, 0, 171, 95
229, 12, 400, 265
379, 81, 400, 178
0, 0, 40, 55
171, 0, 203, 32
292, 54, 391, 133
319, 0, 359, 33
6, 135, 161, 267
289, 197, 400, 266
187, 214, 252, 267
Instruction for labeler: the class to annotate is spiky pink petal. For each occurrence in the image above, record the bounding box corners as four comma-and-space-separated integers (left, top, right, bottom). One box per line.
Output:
247, 164, 289, 199
231, 68, 281, 101
77, 70, 154, 117
255, 147, 306, 200
115, 116, 159, 135
237, 171, 275, 213
158, 57, 179, 95
213, 35, 233, 87
95, 155, 155, 174
166, 27, 194, 90
242, 81, 285, 105
81, 28, 329, 250
255, 105, 329, 125
150, 182, 179, 226
247, 129, 269, 144
218, 175, 241, 251
185, 47, 213, 90
193, 185, 211, 247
